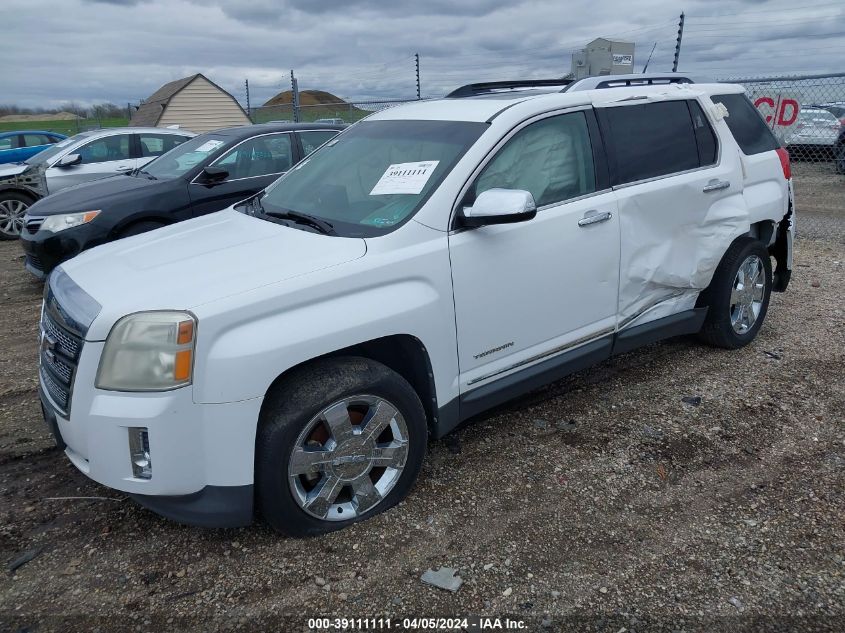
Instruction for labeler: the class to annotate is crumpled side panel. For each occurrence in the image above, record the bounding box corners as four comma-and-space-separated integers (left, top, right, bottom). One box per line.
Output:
0, 166, 48, 198
617, 176, 748, 327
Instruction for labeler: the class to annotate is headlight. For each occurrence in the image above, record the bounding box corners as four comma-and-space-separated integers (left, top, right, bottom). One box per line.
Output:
41, 210, 100, 233
96, 311, 196, 392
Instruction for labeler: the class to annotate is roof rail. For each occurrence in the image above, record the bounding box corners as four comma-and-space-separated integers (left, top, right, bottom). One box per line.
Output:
446, 79, 573, 98
565, 73, 697, 92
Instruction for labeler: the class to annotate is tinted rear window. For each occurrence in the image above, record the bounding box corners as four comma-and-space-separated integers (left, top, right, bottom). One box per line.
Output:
711, 93, 780, 155
603, 100, 700, 184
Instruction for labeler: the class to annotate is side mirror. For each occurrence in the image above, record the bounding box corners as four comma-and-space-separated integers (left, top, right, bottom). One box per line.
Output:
199, 166, 229, 185
56, 153, 81, 168
460, 188, 537, 227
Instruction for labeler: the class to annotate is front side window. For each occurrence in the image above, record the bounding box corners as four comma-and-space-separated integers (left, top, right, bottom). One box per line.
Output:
0, 136, 15, 151
300, 130, 338, 156
604, 100, 700, 184
471, 111, 596, 208
214, 134, 293, 180
261, 120, 486, 237
139, 133, 188, 158
76, 134, 132, 165
29, 132, 89, 166
23, 134, 51, 147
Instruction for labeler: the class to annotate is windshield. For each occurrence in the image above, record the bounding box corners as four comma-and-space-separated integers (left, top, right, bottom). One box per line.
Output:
260, 120, 486, 237
24, 132, 93, 166
141, 134, 229, 179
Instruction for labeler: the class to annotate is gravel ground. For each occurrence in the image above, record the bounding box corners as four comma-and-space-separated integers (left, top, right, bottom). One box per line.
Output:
1, 165, 843, 632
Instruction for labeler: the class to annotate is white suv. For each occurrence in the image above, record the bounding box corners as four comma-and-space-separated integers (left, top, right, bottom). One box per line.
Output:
37, 75, 794, 536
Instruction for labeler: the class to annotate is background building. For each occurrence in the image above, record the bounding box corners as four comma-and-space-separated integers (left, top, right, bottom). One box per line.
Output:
130, 74, 250, 133
570, 38, 636, 79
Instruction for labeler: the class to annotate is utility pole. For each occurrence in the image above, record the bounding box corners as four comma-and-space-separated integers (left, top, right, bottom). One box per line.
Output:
642, 42, 657, 73
290, 70, 300, 123
415, 53, 421, 100
672, 12, 685, 72
126, 102, 132, 122
245, 79, 251, 118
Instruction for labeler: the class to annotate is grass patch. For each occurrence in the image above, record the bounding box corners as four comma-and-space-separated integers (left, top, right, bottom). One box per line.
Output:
0, 118, 129, 136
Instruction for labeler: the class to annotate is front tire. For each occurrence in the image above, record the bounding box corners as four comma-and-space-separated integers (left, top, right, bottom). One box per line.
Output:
0, 192, 33, 240
698, 237, 772, 349
256, 357, 427, 537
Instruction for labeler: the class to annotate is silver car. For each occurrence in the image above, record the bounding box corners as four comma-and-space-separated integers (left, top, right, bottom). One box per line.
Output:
785, 108, 841, 149
0, 127, 194, 239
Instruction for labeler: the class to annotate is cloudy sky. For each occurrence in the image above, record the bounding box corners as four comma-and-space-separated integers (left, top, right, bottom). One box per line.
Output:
2, 0, 843, 109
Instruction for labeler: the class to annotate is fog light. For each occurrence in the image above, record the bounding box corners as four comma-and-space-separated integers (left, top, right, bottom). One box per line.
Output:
128, 427, 152, 479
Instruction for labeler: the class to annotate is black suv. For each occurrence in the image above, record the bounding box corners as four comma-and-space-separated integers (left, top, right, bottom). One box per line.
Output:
20, 123, 341, 278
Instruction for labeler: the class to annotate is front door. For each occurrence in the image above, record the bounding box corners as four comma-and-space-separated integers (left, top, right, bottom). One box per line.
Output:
449, 109, 620, 395
45, 133, 137, 192
188, 133, 297, 216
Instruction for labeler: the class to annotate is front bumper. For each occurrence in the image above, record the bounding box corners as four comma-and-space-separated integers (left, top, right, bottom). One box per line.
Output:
19, 222, 103, 279
39, 345, 263, 528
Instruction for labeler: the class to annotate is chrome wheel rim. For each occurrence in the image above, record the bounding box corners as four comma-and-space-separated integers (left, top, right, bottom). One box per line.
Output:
730, 254, 765, 334
0, 199, 28, 237
288, 395, 409, 521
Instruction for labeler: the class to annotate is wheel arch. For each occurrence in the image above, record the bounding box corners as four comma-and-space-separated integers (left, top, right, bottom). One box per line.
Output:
109, 213, 172, 238
0, 185, 39, 204
260, 334, 440, 436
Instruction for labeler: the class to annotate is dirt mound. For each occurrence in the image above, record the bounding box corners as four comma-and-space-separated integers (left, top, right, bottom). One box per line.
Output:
0, 111, 78, 122
263, 90, 348, 107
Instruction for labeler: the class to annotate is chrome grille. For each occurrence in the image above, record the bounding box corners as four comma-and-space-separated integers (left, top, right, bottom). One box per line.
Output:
42, 313, 81, 359
40, 308, 84, 415
40, 367, 69, 410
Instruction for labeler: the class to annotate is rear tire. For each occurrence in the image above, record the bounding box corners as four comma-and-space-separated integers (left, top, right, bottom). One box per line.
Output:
256, 357, 427, 537
0, 192, 33, 240
697, 237, 772, 349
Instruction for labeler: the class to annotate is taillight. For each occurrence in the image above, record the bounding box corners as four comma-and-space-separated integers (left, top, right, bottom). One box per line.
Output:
776, 147, 791, 180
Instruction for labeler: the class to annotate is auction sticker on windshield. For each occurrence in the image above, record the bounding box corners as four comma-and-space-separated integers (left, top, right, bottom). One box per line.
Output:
370, 161, 439, 195
195, 139, 225, 153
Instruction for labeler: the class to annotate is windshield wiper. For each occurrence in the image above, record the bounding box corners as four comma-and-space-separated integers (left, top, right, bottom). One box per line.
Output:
263, 207, 336, 235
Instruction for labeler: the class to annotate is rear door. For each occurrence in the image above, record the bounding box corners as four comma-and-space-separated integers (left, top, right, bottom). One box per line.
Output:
188, 132, 297, 216
597, 98, 742, 327
45, 132, 137, 192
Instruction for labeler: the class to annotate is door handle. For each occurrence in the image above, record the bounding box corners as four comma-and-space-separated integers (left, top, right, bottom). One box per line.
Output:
703, 179, 730, 192
578, 210, 613, 227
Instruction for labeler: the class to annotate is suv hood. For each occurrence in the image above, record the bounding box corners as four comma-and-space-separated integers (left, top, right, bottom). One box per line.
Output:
58, 209, 367, 340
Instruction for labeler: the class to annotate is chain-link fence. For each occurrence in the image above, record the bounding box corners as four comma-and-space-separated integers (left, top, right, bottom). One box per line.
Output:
250, 98, 424, 126
249, 73, 845, 174
718, 73, 844, 172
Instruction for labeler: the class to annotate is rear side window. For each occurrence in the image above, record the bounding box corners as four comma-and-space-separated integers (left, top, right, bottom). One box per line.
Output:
689, 101, 718, 166
603, 101, 700, 185
138, 133, 188, 158
711, 93, 780, 155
